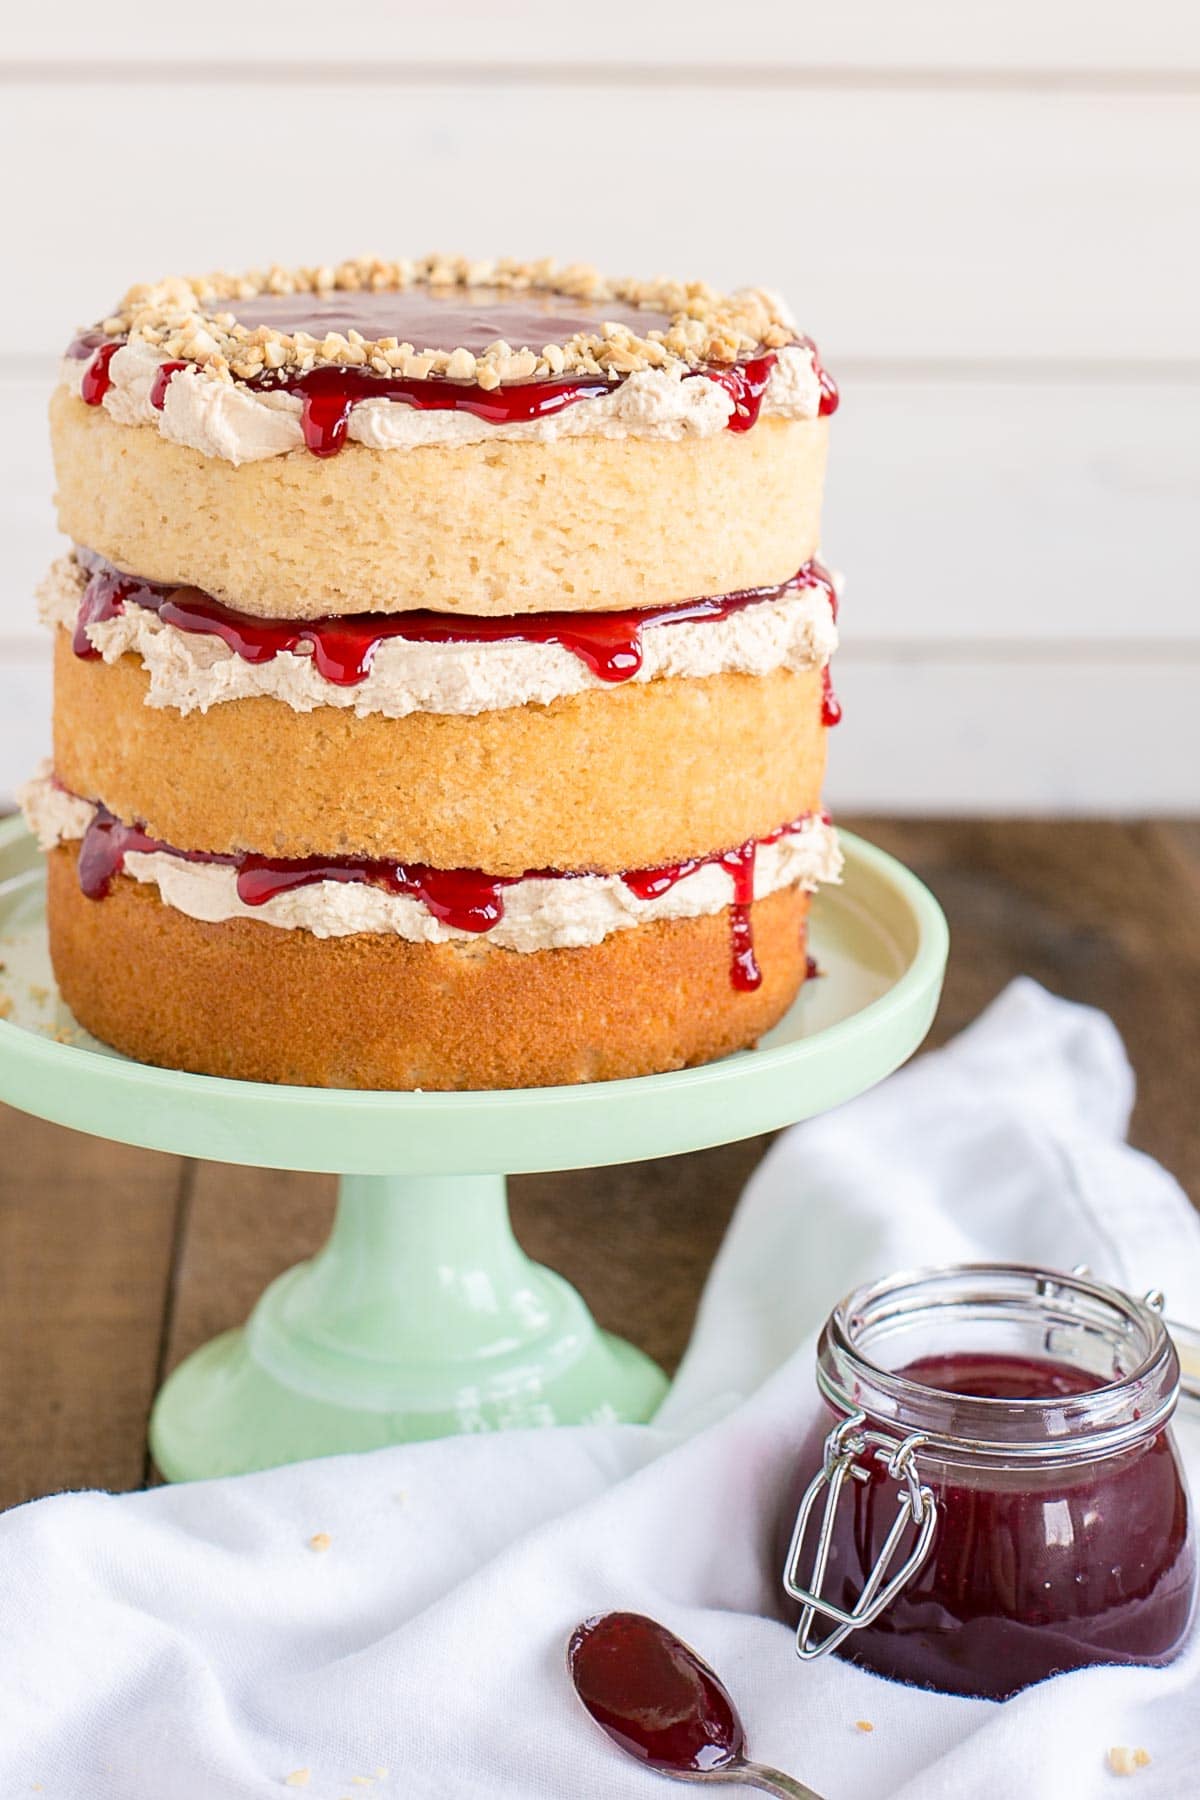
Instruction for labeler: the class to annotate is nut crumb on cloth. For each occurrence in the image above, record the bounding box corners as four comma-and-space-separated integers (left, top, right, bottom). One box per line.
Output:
1107, 1747, 1152, 1776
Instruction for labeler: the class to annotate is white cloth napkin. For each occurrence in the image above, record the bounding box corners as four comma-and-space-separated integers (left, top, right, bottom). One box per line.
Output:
3, 978, 1198, 1800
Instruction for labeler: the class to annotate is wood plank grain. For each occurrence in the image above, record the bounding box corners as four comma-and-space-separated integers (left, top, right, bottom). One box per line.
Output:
9, 1, 1200, 73
0, 1109, 185, 1507
1152, 820, 1200, 900
3, 85, 1196, 362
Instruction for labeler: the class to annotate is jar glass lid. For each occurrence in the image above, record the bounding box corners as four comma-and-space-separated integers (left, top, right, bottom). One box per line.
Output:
817, 1262, 1181, 1466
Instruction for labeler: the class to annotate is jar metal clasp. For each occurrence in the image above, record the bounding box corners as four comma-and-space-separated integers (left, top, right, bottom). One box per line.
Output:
782, 1410, 939, 1660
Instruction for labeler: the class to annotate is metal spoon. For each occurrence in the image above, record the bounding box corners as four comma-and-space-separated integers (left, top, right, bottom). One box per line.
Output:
656, 1763, 823, 1797
568, 1611, 825, 1798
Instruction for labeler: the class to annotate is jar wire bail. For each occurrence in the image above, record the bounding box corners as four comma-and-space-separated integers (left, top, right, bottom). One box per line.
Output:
782, 1410, 938, 1661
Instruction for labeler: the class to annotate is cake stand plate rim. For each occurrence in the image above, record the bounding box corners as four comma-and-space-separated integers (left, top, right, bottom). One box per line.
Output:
0, 818, 948, 1174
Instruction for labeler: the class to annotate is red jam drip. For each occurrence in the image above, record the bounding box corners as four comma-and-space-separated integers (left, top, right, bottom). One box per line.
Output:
148, 354, 789, 454
78, 341, 120, 406
132, 345, 831, 453
70, 793, 819, 992
276, 364, 618, 456
247, 359, 782, 457
235, 855, 516, 930
75, 806, 516, 932
793, 1351, 1195, 1700
805, 954, 822, 980
725, 843, 761, 990
71, 551, 837, 690
77, 808, 225, 901
149, 360, 188, 410
620, 814, 815, 993
821, 665, 842, 728
624, 842, 763, 988
797, 333, 840, 417
705, 353, 777, 433
568, 1612, 744, 1776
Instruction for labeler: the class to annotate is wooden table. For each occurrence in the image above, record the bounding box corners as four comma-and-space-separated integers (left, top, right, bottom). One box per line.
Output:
2, 819, 1196, 1511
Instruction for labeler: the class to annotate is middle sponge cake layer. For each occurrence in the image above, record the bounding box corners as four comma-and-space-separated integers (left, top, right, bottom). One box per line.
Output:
53, 635, 828, 873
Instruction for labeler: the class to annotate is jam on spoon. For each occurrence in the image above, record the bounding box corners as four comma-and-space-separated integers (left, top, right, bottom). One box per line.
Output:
567, 1612, 822, 1797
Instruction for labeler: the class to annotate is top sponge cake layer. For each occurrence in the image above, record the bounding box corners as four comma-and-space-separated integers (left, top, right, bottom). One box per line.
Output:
53, 256, 834, 617
51, 392, 829, 618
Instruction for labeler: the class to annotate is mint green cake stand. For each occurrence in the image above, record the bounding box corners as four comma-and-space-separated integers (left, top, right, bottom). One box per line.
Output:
0, 817, 947, 1480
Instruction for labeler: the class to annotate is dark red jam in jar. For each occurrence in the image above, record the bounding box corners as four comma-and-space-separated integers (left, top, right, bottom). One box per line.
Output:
782, 1264, 1195, 1699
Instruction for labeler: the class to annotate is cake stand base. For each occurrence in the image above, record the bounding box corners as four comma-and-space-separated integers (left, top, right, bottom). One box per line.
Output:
151, 1172, 667, 1480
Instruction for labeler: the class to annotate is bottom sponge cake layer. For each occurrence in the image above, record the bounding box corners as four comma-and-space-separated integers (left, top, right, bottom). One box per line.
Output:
47, 844, 812, 1091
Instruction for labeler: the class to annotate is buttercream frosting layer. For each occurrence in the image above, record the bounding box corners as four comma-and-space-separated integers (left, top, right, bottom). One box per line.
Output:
42, 554, 839, 719
19, 770, 842, 954
61, 340, 824, 466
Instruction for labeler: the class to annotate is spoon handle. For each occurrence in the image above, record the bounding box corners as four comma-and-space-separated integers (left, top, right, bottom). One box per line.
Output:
718, 1759, 826, 1800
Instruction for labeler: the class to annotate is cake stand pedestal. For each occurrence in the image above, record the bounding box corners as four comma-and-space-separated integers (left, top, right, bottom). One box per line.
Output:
0, 821, 947, 1481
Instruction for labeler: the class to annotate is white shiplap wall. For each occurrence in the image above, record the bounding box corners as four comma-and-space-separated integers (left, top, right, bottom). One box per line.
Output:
2, 3, 1198, 811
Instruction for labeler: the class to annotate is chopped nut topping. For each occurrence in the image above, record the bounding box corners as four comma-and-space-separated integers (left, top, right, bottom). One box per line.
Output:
76, 256, 799, 391
284, 1772, 312, 1788
308, 1531, 332, 1553
854, 1720, 874, 1733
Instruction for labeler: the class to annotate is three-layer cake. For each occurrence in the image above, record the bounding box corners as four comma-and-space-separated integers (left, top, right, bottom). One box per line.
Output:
22, 256, 842, 1088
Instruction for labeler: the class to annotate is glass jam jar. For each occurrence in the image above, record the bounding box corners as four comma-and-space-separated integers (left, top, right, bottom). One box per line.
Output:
781, 1264, 1196, 1700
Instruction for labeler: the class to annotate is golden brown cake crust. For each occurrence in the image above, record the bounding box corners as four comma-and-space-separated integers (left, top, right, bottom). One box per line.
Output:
50, 390, 828, 619
47, 846, 811, 1090
52, 633, 828, 872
